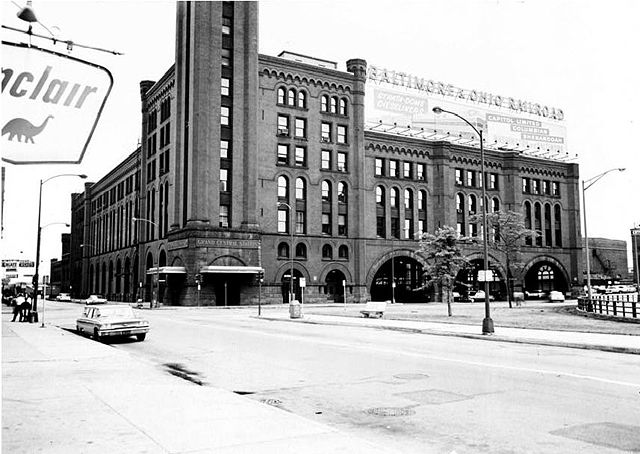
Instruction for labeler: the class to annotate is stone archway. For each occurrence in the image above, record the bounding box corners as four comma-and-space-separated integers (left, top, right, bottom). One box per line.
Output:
522, 257, 569, 294
369, 252, 426, 303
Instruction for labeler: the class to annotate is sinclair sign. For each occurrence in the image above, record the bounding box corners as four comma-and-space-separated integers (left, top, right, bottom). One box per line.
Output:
1, 41, 112, 165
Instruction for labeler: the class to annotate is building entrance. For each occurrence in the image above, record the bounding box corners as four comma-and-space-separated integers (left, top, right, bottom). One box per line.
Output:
370, 256, 425, 303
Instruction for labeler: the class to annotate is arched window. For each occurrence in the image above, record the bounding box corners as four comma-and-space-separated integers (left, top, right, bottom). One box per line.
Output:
534, 202, 542, 246
404, 189, 413, 210
390, 188, 399, 208
322, 180, 331, 202
330, 96, 337, 113
278, 242, 289, 258
297, 91, 306, 109
339, 98, 347, 116
524, 201, 532, 245
375, 186, 385, 205
554, 204, 562, 247
277, 87, 286, 104
287, 88, 296, 106
338, 245, 349, 259
419, 190, 427, 211
322, 244, 333, 259
295, 243, 307, 258
338, 182, 347, 203
321, 95, 329, 112
492, 198, 500, 212
544, 203, 552, 246
468, 194, 477, 214
296, 178, 306, 200
538, 265, 554, 281
277, 175, 289, 199
456, 193, 464, 213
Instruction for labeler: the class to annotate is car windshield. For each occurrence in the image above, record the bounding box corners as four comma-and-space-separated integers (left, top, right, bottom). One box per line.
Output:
96, 306, 134, 318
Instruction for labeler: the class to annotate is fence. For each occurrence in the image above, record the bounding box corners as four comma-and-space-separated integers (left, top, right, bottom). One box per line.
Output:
577, 293, 639, 319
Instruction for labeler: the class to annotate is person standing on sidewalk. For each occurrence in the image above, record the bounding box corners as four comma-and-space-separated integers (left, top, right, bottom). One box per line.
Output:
11, 294, 25, 322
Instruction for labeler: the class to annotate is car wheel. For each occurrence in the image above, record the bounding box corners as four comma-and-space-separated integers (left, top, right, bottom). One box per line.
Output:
93, 328, 102, 342
76, 325, 82, 335
136, 333, 146, 342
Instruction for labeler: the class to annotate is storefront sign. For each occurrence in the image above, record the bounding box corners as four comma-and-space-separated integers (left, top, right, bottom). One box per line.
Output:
1, 41, 113, 164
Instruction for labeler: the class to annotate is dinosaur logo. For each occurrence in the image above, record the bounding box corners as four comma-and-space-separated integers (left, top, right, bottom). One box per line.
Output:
2, 115, 54, 144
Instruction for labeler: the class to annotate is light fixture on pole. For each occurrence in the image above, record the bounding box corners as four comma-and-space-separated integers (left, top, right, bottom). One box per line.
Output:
582, 168, 625, 301
433, 107, 493, 334
33, 173, 87, 324
132, 216, 160, 308
277, 202, 294, 304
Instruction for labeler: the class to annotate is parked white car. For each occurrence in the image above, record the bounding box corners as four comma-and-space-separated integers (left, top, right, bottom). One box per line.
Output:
469, 290, 495, 302
85, 294, 107, 305
56, 293, 71, 302
548, 291, 565, 302
76, 304, 149, 341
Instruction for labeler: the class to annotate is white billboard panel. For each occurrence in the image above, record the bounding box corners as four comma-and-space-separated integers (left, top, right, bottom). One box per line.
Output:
366, 65, 566, 153
1, 41, 113, 164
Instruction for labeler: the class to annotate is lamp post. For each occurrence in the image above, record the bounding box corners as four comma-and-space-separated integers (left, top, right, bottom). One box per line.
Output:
277, 202, 294, 304
582, 168, 625, 300
433, 107, 493, 334
33, 173, 87, 323
39, 222, 70, 327
132, 216, 160, 308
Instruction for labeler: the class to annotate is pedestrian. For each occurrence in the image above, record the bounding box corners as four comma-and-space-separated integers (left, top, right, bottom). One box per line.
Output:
11, 294, 25, 322
20, 294, 32, 322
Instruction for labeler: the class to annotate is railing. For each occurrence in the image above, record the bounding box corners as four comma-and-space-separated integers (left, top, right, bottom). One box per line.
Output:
578, 293, 639, 319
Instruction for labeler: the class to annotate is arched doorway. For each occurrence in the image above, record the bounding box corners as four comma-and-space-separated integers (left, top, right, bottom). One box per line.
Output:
370, 256, 425, 303
455, 259, 506, 300
158, 250, 167, 304
145, 252, 154, 303
325, 269, 346, 303
281, 268, 303, 304
124, 258, 131, 300
524, 261, 568, 294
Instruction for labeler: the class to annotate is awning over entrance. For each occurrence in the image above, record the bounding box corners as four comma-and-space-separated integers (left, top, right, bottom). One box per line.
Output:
200, 266, 263, 274
146, 266, 187, 275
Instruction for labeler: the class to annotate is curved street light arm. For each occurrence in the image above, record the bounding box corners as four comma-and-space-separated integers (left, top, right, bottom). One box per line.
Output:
42, 173, 87, 185
583, 168, 625, 191
432, 107, 482, 138
132, 216, 159, 227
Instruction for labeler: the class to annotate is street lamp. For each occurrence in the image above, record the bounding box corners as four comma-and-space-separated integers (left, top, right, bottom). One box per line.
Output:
132, 216, 159, 308
582, 168, 625, 300
33, 173, 87, 323
277, 202, 295, 304
433, 107, 493, 334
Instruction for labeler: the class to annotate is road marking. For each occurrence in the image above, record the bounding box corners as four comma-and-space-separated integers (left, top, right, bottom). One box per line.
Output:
145, 314, 640, 388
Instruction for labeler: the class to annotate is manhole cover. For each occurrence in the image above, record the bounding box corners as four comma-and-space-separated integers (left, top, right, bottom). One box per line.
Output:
395, 389, 470, 405
260, 398, 282, 406
365, 406, 416, 417
393, 373, 430, 380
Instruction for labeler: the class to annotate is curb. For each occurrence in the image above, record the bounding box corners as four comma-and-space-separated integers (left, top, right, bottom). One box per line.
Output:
257, 315, 640, 355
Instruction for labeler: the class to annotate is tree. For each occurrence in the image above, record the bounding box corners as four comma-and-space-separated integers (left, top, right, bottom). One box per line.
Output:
419, 226, 469, 316
470, 210, 538, 308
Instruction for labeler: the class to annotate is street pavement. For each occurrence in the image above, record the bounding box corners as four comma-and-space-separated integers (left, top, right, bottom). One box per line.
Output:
2, 309, 396, 454
3, 301, 639, 453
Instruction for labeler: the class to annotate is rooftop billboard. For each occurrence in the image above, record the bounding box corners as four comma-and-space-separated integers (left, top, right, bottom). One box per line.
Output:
365, 65, 567, 153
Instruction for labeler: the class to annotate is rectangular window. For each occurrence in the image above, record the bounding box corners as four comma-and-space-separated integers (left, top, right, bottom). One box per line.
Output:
322, 213, 331, 235
295, 118, 306, 138
337, 152, 347, 172
220, 169, 228, 192
221, 48, 231, 67
389, 160, 398, 177
403, 162, 411, 179
490, 173, 498, 190
469, 223, 478, 237
278, 209, 288, 233
277, 144, 288, 165
321, 122, 331, 142
296, 211, 306, 234
375, 158, 384, 176
222, 17, 232, 35
522, 177, 531, 193
552, 182, 560, 196
295, 146, 306, 167
219, 205, 229, 228
417, 163, 425, 180
321, 150, 331, 170
221, 140, 229, 158
337, 125, 347, 144
418, 220, 425, 235
221, 77, 230, 96
455, 168, 463, 185
532, 179, 540, 194
338, 214, 347, 236
543, 180, 550, 195
277, 115, 289, 136
467, 170, 476, 187
391, 217, 400, 239
221, 106, 229, 125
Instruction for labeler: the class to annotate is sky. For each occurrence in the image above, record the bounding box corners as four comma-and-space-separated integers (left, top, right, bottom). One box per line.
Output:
2, 0, 639, 276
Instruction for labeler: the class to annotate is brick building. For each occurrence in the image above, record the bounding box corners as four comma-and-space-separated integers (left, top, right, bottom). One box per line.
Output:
68, 1, 583, 305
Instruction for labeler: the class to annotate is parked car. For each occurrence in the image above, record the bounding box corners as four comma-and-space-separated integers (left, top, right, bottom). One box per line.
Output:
548, 290, 565, 302
76, 304, 149, 341
56, 293, 71, 302
525, 289, 546, 299
468, 290, 495, 302
85, 294, 107, 305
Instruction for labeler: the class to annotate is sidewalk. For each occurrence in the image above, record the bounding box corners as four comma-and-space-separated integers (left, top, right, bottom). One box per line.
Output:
2, 317, 396, 454
258, 307, 640, 355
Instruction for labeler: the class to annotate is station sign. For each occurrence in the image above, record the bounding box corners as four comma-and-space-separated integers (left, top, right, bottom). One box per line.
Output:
1, 41, 113, 165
